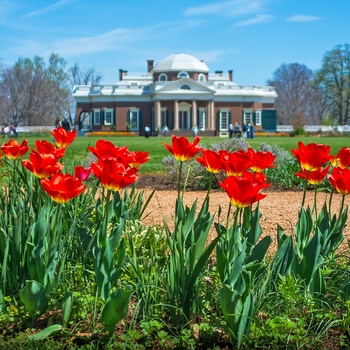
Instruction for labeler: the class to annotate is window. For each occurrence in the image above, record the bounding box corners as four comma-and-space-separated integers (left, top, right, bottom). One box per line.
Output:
198, 73, 206, 82
199, 108, 206, 130
219, 110, 229, 130
104, 109, 113, 125
161, 108, 167, 127
180, 84, 191, 90
93, 109, 101, 125
159, 73, 167, 81
243, 110, 252, 124
177, 71, 189, 78
255, 110, 262, 126
129, 109, 139, 130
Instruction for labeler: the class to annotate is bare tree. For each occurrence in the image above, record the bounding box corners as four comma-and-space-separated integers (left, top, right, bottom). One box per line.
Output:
315, 43, 350, 125
0, 53, 69, 126
268, 63, 324, 125
67, 63, 103, 130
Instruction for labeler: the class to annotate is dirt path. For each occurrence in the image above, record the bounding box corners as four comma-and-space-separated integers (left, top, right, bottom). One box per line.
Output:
140, 188, 350, 253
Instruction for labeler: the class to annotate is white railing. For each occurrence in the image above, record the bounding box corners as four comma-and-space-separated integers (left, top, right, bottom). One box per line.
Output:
276, 125, 350, 134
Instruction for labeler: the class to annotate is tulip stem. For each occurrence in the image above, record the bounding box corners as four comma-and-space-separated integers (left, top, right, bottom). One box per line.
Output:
301, 171, 310, 208
313, 187, 318, 219
206, 172, 214, 199
339, 194, 345, 218
177, 161, 183, 199
328, 189, 334, 217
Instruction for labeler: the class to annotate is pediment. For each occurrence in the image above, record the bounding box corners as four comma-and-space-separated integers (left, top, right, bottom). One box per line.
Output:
155, 77, 215, 93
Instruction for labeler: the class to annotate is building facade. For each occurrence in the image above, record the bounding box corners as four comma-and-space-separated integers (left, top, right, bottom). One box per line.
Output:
73, 53, 277, 136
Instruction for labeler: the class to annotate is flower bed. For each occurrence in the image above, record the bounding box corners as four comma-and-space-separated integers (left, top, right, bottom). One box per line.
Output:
0, 131, 349, 349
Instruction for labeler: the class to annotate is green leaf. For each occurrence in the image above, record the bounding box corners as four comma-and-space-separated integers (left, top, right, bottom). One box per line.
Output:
101, 288, 132, 334
20, 280, 48, 320
28, 324, 63, 340
62, 292, 73, 328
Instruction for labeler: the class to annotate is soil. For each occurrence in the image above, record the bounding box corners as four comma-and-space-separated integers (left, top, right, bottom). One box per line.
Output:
137, 174, 350, 253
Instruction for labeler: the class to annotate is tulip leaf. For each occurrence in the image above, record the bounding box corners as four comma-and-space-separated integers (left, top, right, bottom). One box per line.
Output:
101, 288, 132, 334
28, 324, 63, 340
20, 280, 48, 321
62, 292, 73, 328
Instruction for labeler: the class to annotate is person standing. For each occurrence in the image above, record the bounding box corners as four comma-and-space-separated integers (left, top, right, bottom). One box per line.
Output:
192, 125, 199, 137
61, 118, 71, 131
229, 123, 234, 138
249, 122, 255, 139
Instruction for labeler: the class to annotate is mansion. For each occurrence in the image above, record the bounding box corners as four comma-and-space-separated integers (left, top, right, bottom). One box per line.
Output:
73, 53, 277, 136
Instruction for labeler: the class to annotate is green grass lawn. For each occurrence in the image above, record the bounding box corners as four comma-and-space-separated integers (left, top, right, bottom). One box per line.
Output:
12, 134, 350, 174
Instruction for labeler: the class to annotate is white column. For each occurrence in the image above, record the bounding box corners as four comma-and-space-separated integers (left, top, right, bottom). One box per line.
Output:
209, 100, 215, 130
174, 100, 179, 130
155, 100, 161, 129
192, 99, 197, 127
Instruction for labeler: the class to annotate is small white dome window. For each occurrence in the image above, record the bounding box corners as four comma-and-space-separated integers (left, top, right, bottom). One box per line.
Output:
177, 71, 189, 78
159, 73, 168, 81
198, 73, 206, 82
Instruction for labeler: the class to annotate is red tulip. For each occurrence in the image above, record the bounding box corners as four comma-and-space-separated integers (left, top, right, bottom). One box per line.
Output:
197, 149, 223, 174
52, 126, 77, 148
1, 139, 29, 159
219, 173, 268, 208
296, 165, 330, 185
34, 140, 66, 159
248, 148, 276, 172
74, 165, 91, 182
292, 141, 333, 171
163, 135, 201, 162
22, 151, 64, 179
41, 172, 86, 204
328, 167, 350, 195
219, 149, 252, 176
88, 140, 129, 162
91, 158, 138, 191
128, 151, 150, 168
333, 147, 350, 169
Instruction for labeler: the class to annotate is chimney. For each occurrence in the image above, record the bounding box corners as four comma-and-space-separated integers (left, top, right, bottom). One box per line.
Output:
215, 70, 223, 76
147, 59, 154, 73
228, 70, 233, 81
119, 69, 123, 81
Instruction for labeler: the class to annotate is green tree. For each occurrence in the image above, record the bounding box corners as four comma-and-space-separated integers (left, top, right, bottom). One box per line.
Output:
315, 43, 350, 125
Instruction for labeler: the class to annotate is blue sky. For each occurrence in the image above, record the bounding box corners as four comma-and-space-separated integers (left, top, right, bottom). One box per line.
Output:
0, 0, 349, 86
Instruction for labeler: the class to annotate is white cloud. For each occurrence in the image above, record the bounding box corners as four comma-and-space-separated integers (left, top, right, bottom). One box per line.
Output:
286, 14, 322, 22
48, 28, 138, 57
22, 0, 74, 19
233, 14, 274, 27
184, 0, 267, 17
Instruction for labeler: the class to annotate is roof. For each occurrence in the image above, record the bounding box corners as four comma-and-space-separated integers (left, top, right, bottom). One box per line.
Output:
152, 53, 210, 73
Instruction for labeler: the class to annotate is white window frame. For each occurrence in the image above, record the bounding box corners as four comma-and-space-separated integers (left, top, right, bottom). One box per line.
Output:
198, 73, 206, 82
243, 110, 252, 124
129, 109, 139, 131
93, 108, 101, 125
159, 73, 168, 81
219, 109, 229, 130
198, 108, 206, 131
161, 108, 167, 128
177, 71, 189, 78
104, 108, 113, 126
255, 110, 262, 126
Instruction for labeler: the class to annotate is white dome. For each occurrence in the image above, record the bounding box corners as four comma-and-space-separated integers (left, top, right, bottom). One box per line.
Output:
153, 53, 209, 73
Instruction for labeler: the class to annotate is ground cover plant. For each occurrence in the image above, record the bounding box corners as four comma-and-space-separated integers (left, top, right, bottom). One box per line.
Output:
0, 130, 349, 349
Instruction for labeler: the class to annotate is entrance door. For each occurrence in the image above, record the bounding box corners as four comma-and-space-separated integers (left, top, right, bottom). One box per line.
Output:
179, 110, 189, 129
